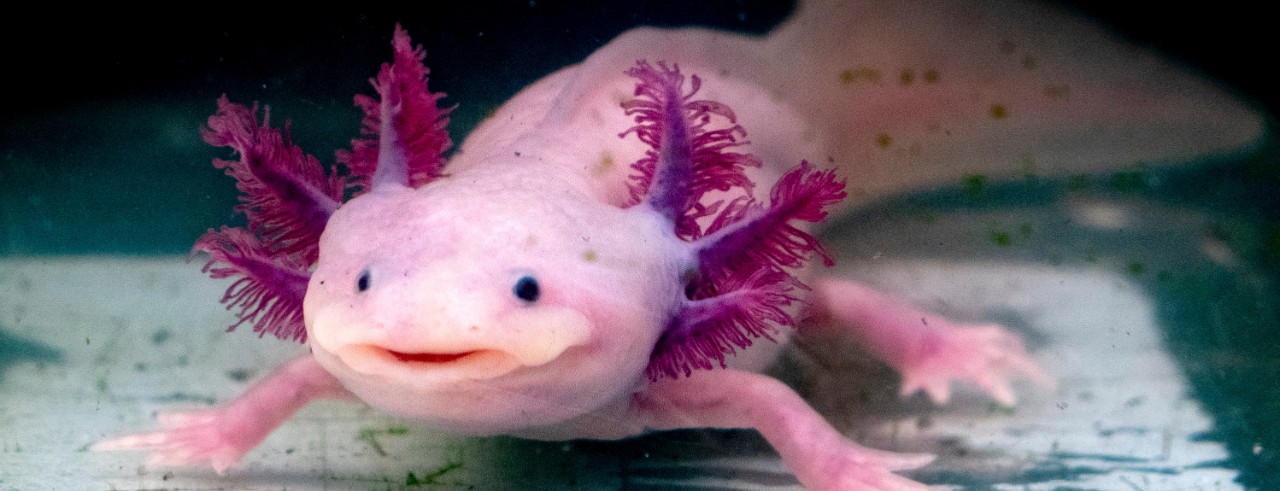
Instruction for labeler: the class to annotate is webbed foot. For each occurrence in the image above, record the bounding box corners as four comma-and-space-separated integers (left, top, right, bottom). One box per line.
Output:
897, 321, 1049, 406
94, 355, 350, 473
815, 278, 1050, 406
93, 408, 258, 474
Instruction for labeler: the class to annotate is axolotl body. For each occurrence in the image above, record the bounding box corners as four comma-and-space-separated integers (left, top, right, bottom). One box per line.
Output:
98, 1, 1262, 489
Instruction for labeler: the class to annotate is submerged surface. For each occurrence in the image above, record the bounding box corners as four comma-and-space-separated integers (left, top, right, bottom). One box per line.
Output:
0, 254, 1238, 488
2, 1, 1279, 489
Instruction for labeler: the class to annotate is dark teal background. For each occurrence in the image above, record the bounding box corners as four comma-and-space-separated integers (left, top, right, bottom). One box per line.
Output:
2, 1, 1277, 255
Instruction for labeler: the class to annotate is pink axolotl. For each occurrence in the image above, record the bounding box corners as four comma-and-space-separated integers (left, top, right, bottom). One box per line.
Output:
96, 1, 1260, 489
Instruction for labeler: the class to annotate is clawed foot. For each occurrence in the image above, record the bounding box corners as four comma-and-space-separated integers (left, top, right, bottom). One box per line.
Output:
92, 408, 258, 474
899, 322, 1049, 406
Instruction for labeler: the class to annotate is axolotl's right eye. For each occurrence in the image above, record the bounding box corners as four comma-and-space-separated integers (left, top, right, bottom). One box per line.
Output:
356, 268, 371, 293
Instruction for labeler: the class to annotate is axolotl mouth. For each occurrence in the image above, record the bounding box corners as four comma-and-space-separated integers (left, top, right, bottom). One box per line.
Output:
388, 350, 478, 364
331, 344, 527, 381
312, 308, 594, 381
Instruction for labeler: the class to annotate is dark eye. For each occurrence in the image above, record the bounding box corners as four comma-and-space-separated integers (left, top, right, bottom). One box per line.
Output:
356, 269, 371, 293
512, 275, 540, 302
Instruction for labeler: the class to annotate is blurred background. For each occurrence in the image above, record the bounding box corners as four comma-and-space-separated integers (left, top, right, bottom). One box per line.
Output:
1, 0, 1276, 255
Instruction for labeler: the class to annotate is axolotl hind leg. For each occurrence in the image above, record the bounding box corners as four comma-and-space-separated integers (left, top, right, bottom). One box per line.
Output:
93, 356, 353, 474
811, 278, 1050, 406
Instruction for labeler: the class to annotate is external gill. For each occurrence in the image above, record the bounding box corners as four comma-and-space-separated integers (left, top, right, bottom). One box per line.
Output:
634, 63, 693, 223
196, 27, 451, 343
342, 24, 452, 192
649, 162, 845, 380
621, 60, 761, 240
194, 99, 342, 342
619, 60, 847, 380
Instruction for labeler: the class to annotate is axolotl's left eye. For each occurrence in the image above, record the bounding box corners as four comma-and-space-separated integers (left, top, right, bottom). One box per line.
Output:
512, 275, 540, 303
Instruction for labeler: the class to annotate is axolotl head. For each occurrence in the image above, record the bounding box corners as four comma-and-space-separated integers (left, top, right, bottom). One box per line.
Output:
303, 169, 687, 433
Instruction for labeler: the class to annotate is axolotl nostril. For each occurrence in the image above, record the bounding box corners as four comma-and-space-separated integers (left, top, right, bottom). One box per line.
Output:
95, 1, 1261, 489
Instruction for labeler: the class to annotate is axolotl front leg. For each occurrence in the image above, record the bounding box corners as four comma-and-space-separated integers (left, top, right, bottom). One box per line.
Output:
635, 370, 937, 490
93, 356, 353, 473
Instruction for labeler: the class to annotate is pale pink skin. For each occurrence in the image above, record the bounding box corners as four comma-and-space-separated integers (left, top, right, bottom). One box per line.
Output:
96, 1, 1260, 489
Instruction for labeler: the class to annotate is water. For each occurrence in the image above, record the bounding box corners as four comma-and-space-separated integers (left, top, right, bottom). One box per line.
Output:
2, 1, 1277, 489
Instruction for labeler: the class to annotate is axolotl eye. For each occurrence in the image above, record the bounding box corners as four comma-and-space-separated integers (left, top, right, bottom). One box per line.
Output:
356, 268, 371, 293
512, 275, 540, 303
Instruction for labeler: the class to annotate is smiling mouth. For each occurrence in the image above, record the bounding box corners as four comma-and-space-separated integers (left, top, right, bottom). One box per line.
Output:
388, 350, 478, 364
350, 345, 512, 372
329, 344, 523, 380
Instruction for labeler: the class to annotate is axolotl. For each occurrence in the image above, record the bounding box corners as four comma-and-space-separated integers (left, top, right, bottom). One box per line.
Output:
97, 1, 1261, 489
